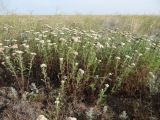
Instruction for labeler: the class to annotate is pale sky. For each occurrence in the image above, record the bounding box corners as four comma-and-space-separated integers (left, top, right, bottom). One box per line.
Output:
1, 0, 160, 15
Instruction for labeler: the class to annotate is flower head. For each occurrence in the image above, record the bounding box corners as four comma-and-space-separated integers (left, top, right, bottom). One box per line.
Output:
112, 45, 117, 49
75, 62, 78, 66
30, 52, 36, 56
0, 43, 3, 46
105, 84, 109, 88
131, 63, 136, 67
15, 50, 24, 55
73, 51, 78, 56
59, 58, 64, 63
138, 53, 143, 56
12, 39, 17, 42
96, 42, 104, 49
35, 38, 40, 41
61, 80, 65, 84
108, 73, 112, 76
116, 57, 121, 60
47, 40, 51, 43
11, 44, 18, 49
5, 56, 10, 60
22, 44, 29, 49
40, 63, 47, 68
55, 97, 60, 105
78, 68, 85, 76
125, 55, 132, 59
39, 40, 45, 44
121, 42, 125, 46
72, 37, 81, 43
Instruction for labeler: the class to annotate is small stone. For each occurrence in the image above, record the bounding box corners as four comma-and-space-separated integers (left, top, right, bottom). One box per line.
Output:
67, 117, 77, 120
36, 115, 48, 120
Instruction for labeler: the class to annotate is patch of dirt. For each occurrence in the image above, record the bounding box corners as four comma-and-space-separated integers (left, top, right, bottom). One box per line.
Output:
0, 96, 10, 114
66, 102, 115, 120
151, 93, 160, 118
0, 86, 159, 120
0, 100, 43, 120
106, 94, 159, 120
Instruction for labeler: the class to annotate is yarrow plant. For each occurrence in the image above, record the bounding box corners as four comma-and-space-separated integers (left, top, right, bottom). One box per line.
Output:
0, 20, 160, 120
97, 84, 109, 105
40, 63, 51, 90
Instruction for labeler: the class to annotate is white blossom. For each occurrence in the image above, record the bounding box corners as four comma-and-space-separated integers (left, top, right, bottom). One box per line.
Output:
96, 42, 104, 49
121, 42, 125, 46
105, 84, 109, 88
59, 58, 64, 63
40, 64, 47, 68
61, 80, 65, 84
39, 40, 45, 44
47, 40, 51, 43
131, 63, 136, 67
35, 38, 40, 41
15, 50, 24, 54
72, 37, 81, 43
112, 45, 117, 49
116, 57, 121, 60
73, 51, 78, 56
79, 68, 84, 76
5, 56, 10, 60
125, 55, 132, 59
145, 47, 150, 51
108, 73, 112, 76
30, 52, 36, 56
75, 62, 78, 66
138, 53, 143, 56
55, 97, 60, 104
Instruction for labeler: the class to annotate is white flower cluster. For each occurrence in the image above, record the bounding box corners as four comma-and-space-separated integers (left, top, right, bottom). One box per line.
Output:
40, 63, 47, 68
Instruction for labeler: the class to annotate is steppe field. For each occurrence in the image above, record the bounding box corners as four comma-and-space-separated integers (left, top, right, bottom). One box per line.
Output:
0, 15, 160, 120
